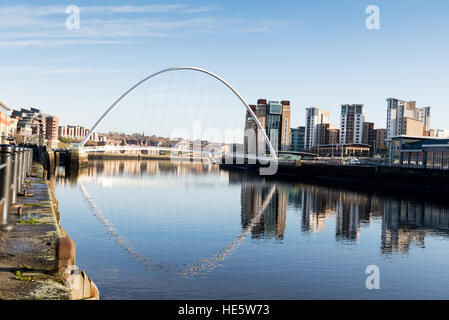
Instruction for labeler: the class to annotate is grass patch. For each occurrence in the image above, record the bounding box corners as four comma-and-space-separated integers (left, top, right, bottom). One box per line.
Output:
25, 180, 46, 184
23, 203, 51, 208
16, 218, 47, 224
23, 203, 43, 207
15, 270, 65, 285
15, 270, 33, 281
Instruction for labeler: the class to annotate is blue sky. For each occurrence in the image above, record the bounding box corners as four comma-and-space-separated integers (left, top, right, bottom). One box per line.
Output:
1, 0, 448, 132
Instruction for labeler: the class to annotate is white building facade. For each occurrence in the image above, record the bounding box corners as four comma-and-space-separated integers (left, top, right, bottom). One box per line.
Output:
305, 107, 329, 150
340, 104, 365, 145
386, 98, 431, 139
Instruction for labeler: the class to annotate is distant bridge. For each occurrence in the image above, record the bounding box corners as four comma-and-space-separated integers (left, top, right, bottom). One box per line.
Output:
78, 66, 278, 161
79, 145, 191, 153
76, 145, 276, 165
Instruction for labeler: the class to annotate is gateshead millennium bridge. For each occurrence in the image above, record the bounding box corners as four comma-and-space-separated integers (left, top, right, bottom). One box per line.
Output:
77, 66, 278, 162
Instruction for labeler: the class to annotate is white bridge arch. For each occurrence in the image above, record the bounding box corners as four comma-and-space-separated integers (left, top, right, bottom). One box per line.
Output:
79, 66, 278, 160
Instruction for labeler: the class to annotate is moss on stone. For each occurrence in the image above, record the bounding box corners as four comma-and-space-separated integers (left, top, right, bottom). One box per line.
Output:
16, 218, 48, 224
15, 270, 33, 281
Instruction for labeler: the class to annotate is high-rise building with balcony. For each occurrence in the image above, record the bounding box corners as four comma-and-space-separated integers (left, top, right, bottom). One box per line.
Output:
45, 116, 59, 141
290, 126, 305, 152
417, 106, 431, 132
386, 98, 431, 139
340, 104, 365, 145
244, 99, 291, 155
373, 128, 387, 155
305, 107, 330, 150
317, 123, 340, 146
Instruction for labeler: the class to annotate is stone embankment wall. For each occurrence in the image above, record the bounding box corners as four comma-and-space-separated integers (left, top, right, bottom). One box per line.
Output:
0, 163, 99, 300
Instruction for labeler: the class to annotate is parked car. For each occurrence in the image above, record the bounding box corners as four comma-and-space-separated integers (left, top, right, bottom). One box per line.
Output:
349, 158, 360, 165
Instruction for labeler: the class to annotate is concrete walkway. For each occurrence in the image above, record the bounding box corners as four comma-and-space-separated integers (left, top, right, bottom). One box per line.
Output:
0, 164, 98, 300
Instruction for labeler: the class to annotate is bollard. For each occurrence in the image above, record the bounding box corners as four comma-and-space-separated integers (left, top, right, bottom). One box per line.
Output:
26, 149, 30, 175
16, 147, 23, 194
23, 148, 28, 173
0, 144, 13, 229
10, 146, 18, 204
21, 147, 27, 186
24, 148, 29, 175
27, 149, 32, 172
29, 149, 32, 171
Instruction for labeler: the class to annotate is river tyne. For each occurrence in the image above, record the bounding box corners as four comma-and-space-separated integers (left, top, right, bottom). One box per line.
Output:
51, 159, 449, 299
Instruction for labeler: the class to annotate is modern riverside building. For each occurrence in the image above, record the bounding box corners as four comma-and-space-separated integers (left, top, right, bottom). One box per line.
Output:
417, 106, 431, 132
340, 104, 365, 145
45, 116, 59, 141
393, 137, 449, 169
7, 117, 18, 140
280, 101, 291, 152
290, 126, 305, 152
59, 124, 100, 142
362, 122, 375, 145
305, 107, 330, 151
373, 128, 387, 156
0, 100, 11, 144
311, 143, 370, 157
362, 122, 376, 156
386, 98, 431, 139
317, 123, 340, 146
11, 107, 59, 147
434, 129, 449, 138
244, 99, 291, 154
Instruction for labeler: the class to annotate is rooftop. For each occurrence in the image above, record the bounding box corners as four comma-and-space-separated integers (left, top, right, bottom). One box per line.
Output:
402, 138, 449, 150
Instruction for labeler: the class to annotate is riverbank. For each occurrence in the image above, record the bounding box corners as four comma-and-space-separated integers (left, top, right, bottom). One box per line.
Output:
220, 159, 449, 196
0, 163, 99, 300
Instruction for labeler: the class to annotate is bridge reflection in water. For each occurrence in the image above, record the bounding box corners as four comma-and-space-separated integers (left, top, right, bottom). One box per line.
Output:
50, 159, 449, 299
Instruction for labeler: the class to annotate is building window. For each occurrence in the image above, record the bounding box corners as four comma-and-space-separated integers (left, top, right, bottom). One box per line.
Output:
402, 153, 409, 166
427, 152, 434, 169
417, 152, 424, 167
434, 152, 442, 169
410, 152, 417, 166
443, 152, 449, 170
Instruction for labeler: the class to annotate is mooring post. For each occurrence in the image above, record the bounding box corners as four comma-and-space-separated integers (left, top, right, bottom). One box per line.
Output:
16, 147, 23, 194
21, 147, 27, 185
24, 148, 29, 173
11, 146, 19, 204
0, 144, 13, 229
27, 148, 32, 173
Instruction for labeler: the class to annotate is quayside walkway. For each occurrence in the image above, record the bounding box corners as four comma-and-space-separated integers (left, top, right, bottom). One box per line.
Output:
0, 163, 99, 300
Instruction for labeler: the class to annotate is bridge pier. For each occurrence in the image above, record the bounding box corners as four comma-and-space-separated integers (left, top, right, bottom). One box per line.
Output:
69, 149, 88, 169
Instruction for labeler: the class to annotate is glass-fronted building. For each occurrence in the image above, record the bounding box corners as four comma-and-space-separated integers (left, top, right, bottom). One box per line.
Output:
290, 126, 305, 152
389, 136, 449, 170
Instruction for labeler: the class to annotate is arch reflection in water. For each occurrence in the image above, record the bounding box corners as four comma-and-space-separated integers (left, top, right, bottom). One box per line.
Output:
66, 161, 281, 277
79, 184, 172, 273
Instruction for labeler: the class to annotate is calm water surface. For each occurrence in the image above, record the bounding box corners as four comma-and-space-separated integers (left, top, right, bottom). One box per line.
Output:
52, 160, 449, 299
